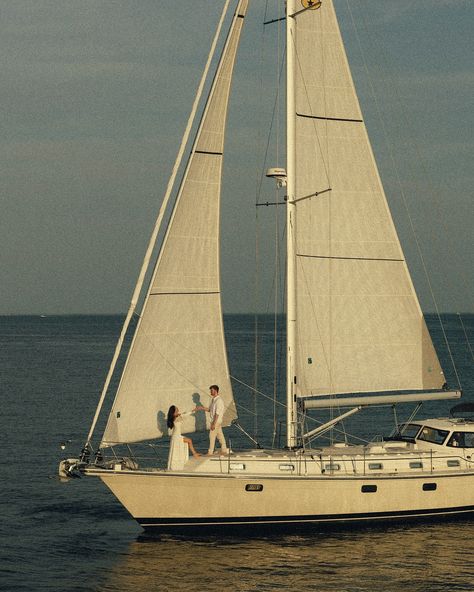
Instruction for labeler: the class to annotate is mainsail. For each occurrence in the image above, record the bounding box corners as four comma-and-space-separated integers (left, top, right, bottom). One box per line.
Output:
289, 1, 444, 397
101, 1, 248, 446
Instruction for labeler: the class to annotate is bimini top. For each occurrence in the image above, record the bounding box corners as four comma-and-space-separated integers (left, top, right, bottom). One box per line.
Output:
450, 402, 474, 417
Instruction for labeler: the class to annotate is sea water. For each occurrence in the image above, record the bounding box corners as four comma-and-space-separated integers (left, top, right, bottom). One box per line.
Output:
1, 314, 473, 592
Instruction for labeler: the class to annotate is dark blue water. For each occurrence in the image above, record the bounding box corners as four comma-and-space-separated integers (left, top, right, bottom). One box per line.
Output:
1, 314, 473, 591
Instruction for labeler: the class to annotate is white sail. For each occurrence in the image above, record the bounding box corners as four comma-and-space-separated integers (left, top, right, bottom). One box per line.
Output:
290, 1, 444, 397
101, 1, 248, 446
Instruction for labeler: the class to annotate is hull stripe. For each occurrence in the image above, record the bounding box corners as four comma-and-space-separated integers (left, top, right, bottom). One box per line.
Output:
137, 505, 474, 528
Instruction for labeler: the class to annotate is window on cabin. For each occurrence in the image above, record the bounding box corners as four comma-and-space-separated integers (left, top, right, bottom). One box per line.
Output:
447, 431, 474, 448
229, 463, 246, 471
447, 459, 460, 467
417, 427, 449, 445
397, 423, 422, 439
368, 463, 383, 470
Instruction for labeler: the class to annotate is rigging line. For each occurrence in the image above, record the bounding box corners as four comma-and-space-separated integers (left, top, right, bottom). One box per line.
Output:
255, 48, 286, 205
84, 1, 232, 447
288, 187, 332, 204
254, 1, 284, 441
263, 16, 285, 26
272, 0, 283, 447
231, 374, 287, 409
253, 214, 260, 441
263, 6, 312, 25
272, 189, 282, 445
231, 372, 369, 445
289, 27, 331, 189
231, 373, 337, 428
252, 0, 272, 442
347, 1, 463, 390
458, 313, 474, 362
264, 221, 287, 314
232, 421, 261, 447
300, 409, 371, 446
256, 200, 287, 207
234, 400, 259, 418
272, 222, 287, 447
263, 3, 313, 25
253, 208, 260, 441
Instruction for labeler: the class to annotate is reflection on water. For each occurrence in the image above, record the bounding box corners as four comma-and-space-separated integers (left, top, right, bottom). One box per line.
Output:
97, 521, 474, 592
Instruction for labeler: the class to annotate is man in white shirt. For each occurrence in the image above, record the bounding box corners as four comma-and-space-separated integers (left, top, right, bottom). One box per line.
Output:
197, 384, 229, 455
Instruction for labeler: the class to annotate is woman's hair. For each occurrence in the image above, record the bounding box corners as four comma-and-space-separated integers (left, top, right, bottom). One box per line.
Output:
167, 405, 176, 430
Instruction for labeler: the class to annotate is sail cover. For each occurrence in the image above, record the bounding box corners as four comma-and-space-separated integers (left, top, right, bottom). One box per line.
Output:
102, 1, 248, 446
290, 1, 444, 397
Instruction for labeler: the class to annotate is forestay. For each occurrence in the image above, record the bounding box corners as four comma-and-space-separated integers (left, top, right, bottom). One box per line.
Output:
291, 1, 444, 397
101, 1, 248, 446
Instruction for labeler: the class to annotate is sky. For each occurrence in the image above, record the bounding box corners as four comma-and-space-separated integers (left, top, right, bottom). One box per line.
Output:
1, 0, 472, 315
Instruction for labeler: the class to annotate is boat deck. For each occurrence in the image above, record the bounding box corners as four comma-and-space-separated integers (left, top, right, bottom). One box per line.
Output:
93, 440, 474, 479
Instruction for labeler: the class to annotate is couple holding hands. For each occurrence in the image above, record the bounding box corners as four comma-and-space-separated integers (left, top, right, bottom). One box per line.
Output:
166, 384, 229, 470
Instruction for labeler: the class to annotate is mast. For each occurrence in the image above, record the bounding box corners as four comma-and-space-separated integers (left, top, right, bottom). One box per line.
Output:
286, 0, 298, 448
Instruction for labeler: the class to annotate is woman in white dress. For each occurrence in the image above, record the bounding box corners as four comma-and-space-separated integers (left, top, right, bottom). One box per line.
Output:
166, 405, 200, 470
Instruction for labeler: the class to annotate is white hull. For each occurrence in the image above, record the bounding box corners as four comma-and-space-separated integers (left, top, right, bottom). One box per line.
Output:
86, 448, 474, 532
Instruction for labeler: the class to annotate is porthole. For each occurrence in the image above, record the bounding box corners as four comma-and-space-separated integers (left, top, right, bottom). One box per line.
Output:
447, 459, 460, 467
361, 485, 377, 493
325, 463, 341, 471
229, 463, 246, 471
279, 464, 295, 471
245, 484, 263, 492
409, 461, 423, 469
423, 483, 437, 491
368, 463, 383, 470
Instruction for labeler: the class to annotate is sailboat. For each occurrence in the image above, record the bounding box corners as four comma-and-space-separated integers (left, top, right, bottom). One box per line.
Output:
60, 0, 474, 531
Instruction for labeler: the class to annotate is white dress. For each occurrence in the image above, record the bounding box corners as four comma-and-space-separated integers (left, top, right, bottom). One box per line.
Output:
167, 413, 191, 471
